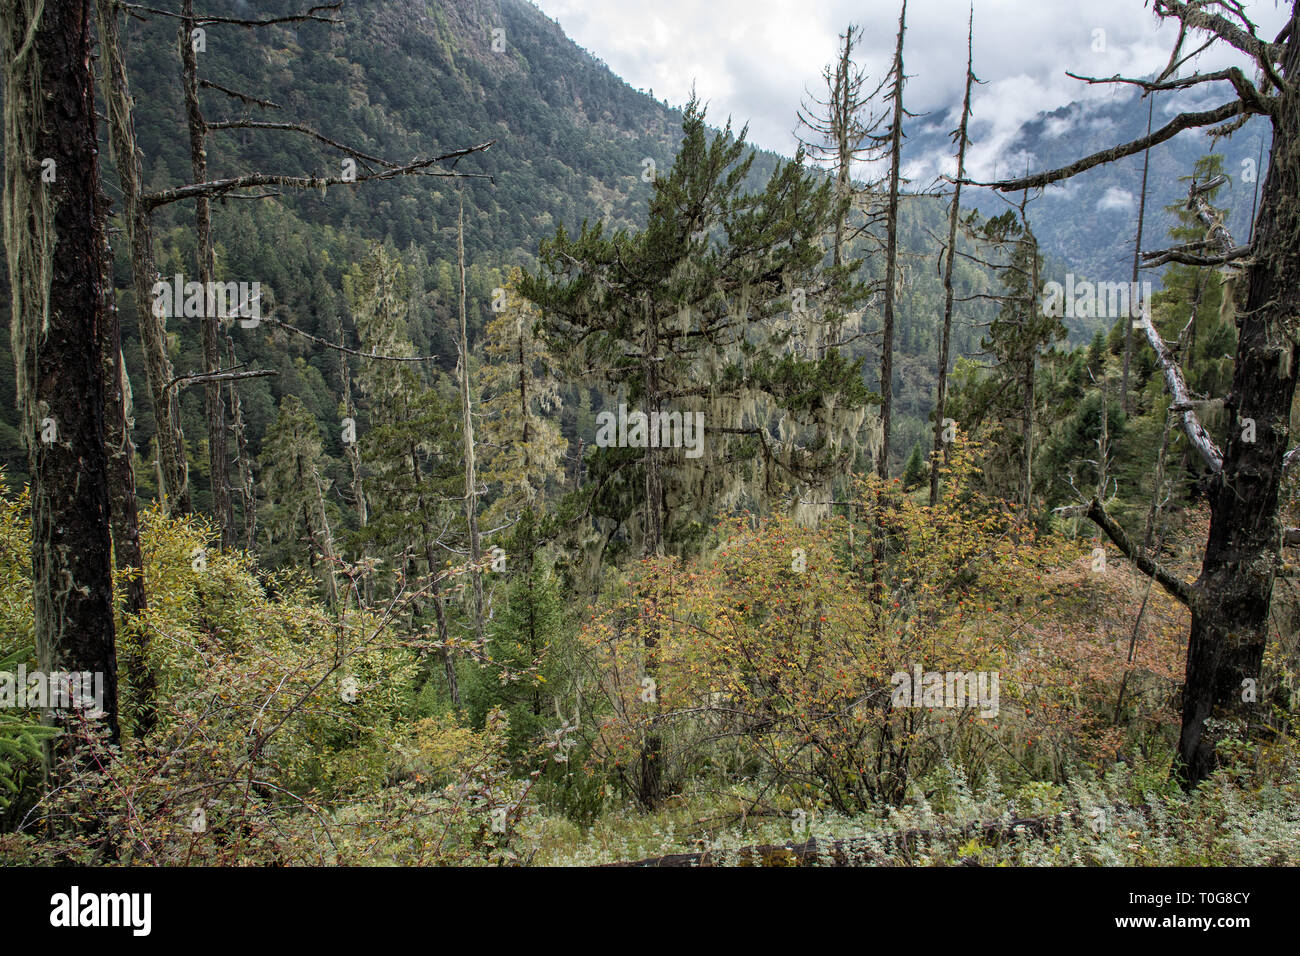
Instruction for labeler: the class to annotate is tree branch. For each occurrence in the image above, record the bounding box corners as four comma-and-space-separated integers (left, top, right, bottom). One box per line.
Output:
974, 101, 1247, 192
261, 315, 439, 363
1140, 314, 1224, 473
206, 120, 396, 169
167, 368, 278, 393
1087, 498, 1193, 607
120, 1, 342, 26
143, 141, 495, 209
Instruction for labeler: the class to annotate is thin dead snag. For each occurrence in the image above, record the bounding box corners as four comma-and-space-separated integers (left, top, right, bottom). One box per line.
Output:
931, 8, 975, 508
179, 0, 234, 549
456, 193, 485, 648
226, 336, 257, 550
1124, 96, 1155, 415
876, 0, 908, 481
95, 0, 191, 515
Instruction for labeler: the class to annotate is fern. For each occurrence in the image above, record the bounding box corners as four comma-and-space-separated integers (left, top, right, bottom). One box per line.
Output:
0, 646, 56, 810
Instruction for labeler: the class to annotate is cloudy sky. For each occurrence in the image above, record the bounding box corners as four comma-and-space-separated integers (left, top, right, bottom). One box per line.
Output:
530, 0, 1287, 180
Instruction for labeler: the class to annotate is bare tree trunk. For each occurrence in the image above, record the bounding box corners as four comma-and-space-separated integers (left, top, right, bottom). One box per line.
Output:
308, 465, 339, 610
3, 0, 121, 758
1124, 96, 1154, 416
642, 297, 665, 556
877, 0, 907, 481
339, 353, 371, 605
639, 297, 666, 808
930, 9, 973, 508
226, 335, 256, 549
409, 448, 460, 707
428, 559, 460, 708
180, 0, 233, 548
94, 0, 190, 515
456, 195, 484, 646
1023, 234, 1038, 509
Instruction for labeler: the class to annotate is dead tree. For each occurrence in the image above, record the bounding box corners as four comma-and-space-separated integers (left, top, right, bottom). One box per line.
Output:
95, 0, 191, 515
795, 23, 882, 520
1123, 96, 1155, 415
179, 0, 235, 548
874, 0, 910, 480
931, 7, 977, 507
101, 0, 492, 552
456, 193, 485, 647
986, 0, 1300, 786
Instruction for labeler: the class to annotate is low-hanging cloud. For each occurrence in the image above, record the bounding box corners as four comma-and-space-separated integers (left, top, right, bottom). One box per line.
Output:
531, 0, 1287, 176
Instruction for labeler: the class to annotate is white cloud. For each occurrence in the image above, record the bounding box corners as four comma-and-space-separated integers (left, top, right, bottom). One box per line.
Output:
530, 0, 1287, 163
1097, 186, 1136, 212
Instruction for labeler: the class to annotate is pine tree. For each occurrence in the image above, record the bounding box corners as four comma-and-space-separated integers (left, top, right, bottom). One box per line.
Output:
901, 443, 927, 491
465, 551, 566, 761
346, 244, 464, 705
523, 97, 869, 561
258, 395, 340, 608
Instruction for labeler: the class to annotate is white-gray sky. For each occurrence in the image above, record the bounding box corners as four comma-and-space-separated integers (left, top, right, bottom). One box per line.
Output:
529, 0, 1287, 180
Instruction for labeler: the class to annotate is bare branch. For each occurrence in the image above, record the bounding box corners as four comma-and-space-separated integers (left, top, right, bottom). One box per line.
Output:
120, 1, 342, 26
261, 314, 439, 363
200, 79, 279, 110
975, 101, 1247, 192
1063, 66, 1271, 115
167, 368, 278, 393
1087, 498, 1193, 607
207, 120, 396, 169
1139, 314, 1224, 473
142, 141, 495, 208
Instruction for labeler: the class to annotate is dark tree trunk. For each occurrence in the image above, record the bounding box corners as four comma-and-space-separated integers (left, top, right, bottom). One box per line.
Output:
2, 0, 120, 751
1179, 16, 1300, 785
99, 210, 154, 735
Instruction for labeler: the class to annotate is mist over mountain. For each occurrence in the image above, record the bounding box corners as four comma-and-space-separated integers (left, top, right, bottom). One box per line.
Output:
906, 81, 1270, 284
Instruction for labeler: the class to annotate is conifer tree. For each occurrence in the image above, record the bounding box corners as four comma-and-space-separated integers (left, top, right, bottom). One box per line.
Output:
259, 395, 340, 608
346, 244, 464, 704
523, 98, 868, 560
